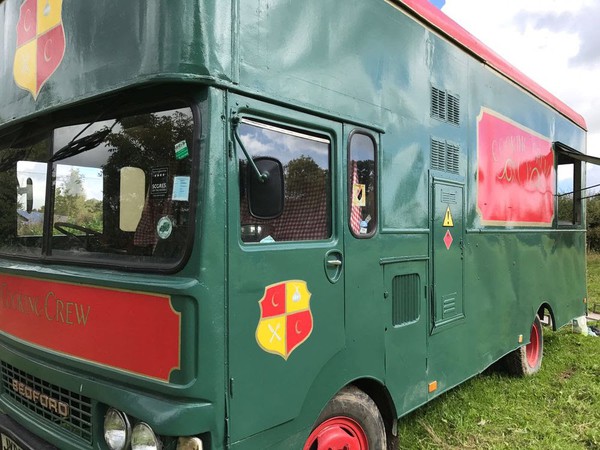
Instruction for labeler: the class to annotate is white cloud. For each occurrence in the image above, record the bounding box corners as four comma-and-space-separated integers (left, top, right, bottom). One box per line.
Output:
442, 0, 600, 190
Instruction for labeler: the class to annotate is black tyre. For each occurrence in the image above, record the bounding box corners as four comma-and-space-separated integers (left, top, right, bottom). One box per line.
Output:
503, 315, 543, 376
304, 385, 387, 450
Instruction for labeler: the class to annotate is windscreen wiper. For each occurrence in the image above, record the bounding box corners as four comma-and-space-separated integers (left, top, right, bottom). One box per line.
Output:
49, 121, 117, 163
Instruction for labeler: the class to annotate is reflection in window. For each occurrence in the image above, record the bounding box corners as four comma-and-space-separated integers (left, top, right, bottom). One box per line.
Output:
17, 161, 47, 240
7, 141, 49, 255
0, 104, 195, 268
53, 164, 103, 234
557, 161, 582, 226
349, 133, 376, 237
238, 120, 331, 243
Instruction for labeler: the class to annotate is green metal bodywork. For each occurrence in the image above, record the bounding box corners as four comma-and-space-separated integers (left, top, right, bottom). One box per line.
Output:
0, 0, 587, 449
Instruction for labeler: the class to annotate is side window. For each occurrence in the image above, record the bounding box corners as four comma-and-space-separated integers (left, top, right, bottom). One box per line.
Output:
238, 119, 331, 243
557, 159, 582, 227
348, 132, 377, 237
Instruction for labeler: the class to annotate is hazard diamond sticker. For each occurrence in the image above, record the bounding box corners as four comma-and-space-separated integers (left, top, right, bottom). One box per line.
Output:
443, 230, 453, 250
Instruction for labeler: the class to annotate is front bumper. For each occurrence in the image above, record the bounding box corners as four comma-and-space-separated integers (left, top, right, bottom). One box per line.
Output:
0, 414, 56, 450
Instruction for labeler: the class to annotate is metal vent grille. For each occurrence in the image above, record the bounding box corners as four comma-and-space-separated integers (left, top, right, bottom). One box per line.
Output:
1, 362, 93, 444
392, 273, 420, 326
431, 139, 446, 172
447, 94, 460, 125
431, 86, 460, 125
431, 139, 460, 175
431, 87, 447, 121
441, 191, 457, 204
442, 292, 457, 319
446, 142, 460, 174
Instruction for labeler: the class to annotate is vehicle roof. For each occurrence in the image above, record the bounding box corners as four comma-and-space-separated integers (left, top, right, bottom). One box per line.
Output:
398, 0, 587, 130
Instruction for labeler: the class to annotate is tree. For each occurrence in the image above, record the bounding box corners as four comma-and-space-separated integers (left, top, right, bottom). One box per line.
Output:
54, 168, 103, 232
286, 155, 327, 198
587, 194, 600, 251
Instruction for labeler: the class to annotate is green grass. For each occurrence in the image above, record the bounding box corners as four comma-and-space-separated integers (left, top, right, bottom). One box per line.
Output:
396, 254, 600, 450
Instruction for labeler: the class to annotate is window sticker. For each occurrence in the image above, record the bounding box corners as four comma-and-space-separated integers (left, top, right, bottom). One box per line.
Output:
360, 215, 372, 235
150, 167, 169, 199
172, 176, 190, 201
352, 183, 366, 207
174, 140, 189, 160
157, 216, 173, 239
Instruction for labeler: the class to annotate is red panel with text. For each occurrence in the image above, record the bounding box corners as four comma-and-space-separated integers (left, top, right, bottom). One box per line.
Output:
477, 109, 555, 226
0, 274, 180, 382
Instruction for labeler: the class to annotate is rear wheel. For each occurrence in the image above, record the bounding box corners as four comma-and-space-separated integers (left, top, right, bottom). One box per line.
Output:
304, 386, 386, 450
503, 315, 544, 376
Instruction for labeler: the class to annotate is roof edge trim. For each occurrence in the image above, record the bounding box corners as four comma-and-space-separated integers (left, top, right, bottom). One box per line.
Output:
389, 0, 587, 131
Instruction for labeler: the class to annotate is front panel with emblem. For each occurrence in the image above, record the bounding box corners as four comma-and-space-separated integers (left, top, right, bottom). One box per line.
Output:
226, 95, 344, 443
13, 0, 66, 100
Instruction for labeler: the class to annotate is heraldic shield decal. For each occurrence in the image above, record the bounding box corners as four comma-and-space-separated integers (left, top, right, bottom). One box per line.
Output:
13, 0, 66, 99
256, 280, 313, 360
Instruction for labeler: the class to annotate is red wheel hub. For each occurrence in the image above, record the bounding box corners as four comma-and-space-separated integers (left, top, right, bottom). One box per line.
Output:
304, 416, 369, 450
526, 321, 540, 367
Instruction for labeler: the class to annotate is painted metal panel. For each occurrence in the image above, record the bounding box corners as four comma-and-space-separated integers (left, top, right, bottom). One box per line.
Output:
432, 181, 464, 327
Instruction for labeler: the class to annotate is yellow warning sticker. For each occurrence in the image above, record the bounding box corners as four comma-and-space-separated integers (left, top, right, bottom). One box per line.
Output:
352, 183, 366, 207
443, 206, 454, 227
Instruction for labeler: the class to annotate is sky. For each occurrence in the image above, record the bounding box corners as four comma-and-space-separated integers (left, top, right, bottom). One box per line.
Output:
429, 0, 600, 190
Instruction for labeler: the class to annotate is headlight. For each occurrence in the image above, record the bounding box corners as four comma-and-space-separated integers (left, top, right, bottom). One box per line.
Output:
103, 408, 130, 450
132, 422, 162, 450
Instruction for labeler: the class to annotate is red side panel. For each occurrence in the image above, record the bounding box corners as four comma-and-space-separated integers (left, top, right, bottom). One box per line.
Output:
0, 274, 181, 382
477, 109, 555, 226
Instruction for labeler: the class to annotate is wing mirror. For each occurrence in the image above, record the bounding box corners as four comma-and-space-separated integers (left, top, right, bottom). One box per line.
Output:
247, 157, 284, 219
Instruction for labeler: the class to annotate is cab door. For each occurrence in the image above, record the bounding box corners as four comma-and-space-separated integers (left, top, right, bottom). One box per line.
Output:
226, 95, 345, 443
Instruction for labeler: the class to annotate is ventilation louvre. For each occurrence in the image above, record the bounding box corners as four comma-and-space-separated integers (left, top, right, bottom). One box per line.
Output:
431, 139, 460, 175
441, 190, 457, 204
392, 273, 420, 326
447, 94, 460, 125
431, 139, 446, 172
431, 86, 460, 125
431, 87, 447, 121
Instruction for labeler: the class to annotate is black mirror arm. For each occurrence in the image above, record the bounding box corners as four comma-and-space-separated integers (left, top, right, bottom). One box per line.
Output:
233, 121, 268, 183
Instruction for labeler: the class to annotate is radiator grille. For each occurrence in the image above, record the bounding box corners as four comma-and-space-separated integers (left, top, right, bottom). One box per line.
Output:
1, 362, 93, 444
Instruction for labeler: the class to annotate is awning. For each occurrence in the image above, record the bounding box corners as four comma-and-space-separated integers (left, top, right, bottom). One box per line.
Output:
554, 141, 600, 166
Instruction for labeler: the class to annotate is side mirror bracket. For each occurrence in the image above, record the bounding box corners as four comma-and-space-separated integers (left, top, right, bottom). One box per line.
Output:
233, 117, 285, 219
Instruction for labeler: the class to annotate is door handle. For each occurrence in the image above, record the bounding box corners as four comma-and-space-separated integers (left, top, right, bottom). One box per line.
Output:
324, 250, 343, 283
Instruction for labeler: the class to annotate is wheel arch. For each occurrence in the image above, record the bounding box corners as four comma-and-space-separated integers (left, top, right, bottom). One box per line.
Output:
300, 376, 398, 448
536, 302, 556, 330
351, 378, 398, 443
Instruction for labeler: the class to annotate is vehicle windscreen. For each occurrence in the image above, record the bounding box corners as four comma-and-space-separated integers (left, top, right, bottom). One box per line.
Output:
0, 103, 195, 270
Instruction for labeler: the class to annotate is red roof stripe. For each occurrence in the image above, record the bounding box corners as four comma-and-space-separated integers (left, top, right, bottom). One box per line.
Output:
397, 0, 587, 130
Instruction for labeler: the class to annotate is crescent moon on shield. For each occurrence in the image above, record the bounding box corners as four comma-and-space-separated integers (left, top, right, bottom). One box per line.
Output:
44, 40, 53, 63
270, 294, 278, 308
295, 321, 302, 334
23, 9, 32, 32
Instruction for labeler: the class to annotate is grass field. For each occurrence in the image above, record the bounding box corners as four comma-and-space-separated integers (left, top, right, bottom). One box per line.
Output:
396, 254, 600, 450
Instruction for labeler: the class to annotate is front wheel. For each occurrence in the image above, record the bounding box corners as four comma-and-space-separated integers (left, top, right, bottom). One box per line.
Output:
503, 315, 544, 376
303, 386, 386, 450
